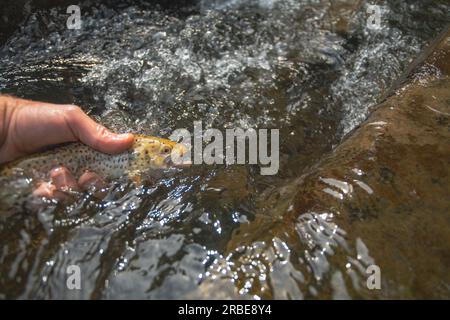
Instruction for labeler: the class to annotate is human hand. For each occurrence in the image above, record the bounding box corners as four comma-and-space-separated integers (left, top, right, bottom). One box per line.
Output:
0, 95, 134, 198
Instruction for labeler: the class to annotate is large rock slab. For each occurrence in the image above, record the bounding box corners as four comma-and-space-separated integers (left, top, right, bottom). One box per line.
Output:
218, 26, 450, 299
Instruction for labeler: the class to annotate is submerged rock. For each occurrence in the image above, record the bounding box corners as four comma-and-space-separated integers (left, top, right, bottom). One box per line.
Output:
221, 27, 450, 299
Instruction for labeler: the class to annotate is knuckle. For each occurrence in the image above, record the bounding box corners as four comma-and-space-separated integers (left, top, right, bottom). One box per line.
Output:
93, 126, 108, 147
65, 105, 82, 118
97, 125, 109, 137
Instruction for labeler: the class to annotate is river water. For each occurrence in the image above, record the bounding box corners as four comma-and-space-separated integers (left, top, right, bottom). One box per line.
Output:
0, 0, 449, 299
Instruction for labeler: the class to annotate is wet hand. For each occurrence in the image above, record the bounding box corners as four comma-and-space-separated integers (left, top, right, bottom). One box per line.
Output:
33, 167, 107, 200
0, 95, 134, 198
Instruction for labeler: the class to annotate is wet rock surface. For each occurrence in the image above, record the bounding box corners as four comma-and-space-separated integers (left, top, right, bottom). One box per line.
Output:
222, 28, 450, 299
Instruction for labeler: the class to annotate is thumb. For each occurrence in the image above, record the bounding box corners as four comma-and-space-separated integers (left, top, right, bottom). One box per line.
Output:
66, 106, 134, 154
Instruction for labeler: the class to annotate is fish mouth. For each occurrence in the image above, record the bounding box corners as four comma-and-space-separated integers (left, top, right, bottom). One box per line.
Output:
165, 143, 191, 168
163, 154, 192, 168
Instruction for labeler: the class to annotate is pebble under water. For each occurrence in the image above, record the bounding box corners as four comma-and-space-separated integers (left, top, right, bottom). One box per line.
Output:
0, 0, 449, 299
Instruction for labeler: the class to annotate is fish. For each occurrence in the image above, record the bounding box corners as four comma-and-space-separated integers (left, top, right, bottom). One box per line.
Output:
0, 134, 190, 183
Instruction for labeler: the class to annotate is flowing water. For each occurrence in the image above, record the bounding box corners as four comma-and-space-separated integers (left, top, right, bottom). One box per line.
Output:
0, 0, 449, 299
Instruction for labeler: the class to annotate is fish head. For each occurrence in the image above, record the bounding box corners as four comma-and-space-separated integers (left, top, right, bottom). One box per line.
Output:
132, 135, 191, 171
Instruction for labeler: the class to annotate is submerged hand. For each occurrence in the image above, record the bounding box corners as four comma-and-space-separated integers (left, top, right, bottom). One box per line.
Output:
0, 95, 134, 198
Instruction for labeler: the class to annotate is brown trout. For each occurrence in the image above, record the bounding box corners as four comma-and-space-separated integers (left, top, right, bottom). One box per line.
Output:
0, 135, 190, 182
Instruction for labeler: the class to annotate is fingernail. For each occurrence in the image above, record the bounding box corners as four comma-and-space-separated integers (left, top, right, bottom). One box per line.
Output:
112, 133, 134, 141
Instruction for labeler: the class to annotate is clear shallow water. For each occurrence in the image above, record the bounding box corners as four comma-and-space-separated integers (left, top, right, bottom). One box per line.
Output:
0, 0, 449, 299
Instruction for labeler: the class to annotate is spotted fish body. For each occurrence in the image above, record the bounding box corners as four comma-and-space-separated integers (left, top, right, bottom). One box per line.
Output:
0, 135, 188, 181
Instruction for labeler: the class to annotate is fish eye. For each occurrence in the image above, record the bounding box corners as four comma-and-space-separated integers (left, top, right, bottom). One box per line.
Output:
162, 146, 171, 154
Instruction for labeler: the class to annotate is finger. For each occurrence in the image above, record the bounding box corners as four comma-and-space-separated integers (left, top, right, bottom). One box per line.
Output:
33, 182, 68, 201
33, 182, 56, 198
78, 171, 105, 190
79, 171, 107, 198
65, 106, 134, 154
50, 166, 80, 192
